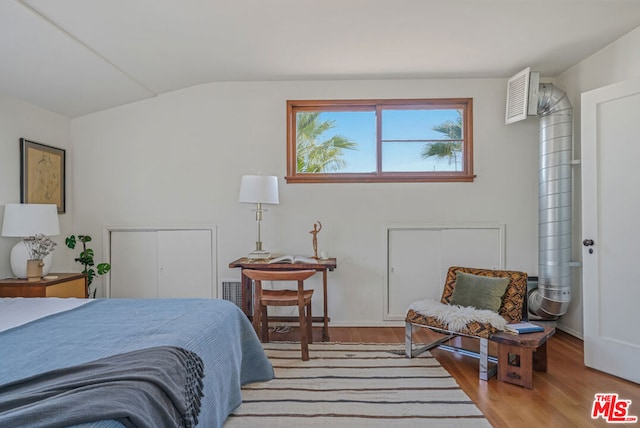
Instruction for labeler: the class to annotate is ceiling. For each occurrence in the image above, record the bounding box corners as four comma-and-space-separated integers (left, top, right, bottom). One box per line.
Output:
1, 0, 639, 118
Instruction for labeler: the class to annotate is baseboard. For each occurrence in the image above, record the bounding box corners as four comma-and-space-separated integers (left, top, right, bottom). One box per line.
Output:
328, 321, 406, 328
556, 324, 583, 340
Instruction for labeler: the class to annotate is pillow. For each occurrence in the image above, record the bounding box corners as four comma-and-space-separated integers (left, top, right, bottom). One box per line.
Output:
449, 271, 509, 312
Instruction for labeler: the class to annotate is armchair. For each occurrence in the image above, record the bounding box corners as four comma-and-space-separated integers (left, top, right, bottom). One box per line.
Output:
405, 266, 528, 380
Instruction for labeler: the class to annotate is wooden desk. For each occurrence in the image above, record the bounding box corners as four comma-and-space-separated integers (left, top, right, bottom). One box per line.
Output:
229, 257, 337, 341
0, 273, 88, 298
491, 325, 555, 389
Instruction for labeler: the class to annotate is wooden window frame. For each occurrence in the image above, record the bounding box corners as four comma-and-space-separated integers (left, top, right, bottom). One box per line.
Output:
286, 98, 474, 183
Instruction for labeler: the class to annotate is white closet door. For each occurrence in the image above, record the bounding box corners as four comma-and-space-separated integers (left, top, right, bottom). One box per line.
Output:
157, 229, 213, 298
387, 229, 442, 319
440, 228, 503, 271
108, 227, 216, 299
110, 231, 158, 298
386, 225, 504, 320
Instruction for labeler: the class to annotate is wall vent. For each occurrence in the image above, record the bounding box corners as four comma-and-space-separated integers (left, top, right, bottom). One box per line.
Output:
221, 280, 247, 311
505, 67, 539, 124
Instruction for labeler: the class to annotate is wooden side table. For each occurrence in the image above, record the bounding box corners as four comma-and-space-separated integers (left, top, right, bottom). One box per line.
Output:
0, 273, 88, 298
491, 325, 555, 389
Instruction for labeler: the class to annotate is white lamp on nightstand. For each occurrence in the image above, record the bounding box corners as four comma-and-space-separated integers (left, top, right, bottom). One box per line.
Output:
2, 203, 60, 278
239, 175, 279, 259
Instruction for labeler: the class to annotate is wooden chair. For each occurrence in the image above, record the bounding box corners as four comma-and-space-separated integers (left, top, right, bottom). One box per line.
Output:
405, 266, 528, 380
243, 269, 317, 361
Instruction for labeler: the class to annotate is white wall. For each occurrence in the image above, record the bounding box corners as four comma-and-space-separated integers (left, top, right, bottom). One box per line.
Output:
554, 26, 640, 337
70, 78, 540, 326
0, 93, 71, 277
5, 25, 638, 330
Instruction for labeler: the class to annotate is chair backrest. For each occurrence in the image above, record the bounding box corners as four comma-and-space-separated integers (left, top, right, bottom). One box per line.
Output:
440, 266, 527, 324
242, 269, 316, 283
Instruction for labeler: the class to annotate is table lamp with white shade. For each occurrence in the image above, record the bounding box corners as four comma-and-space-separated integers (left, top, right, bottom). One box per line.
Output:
2, 203, 60, 278
239, 175, 279, 259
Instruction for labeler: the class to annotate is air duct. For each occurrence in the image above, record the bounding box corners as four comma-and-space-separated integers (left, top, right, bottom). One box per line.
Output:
528, 83, 573, 319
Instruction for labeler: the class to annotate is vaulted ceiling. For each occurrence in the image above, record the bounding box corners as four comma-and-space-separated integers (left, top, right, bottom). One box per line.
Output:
2, 0, 639, 117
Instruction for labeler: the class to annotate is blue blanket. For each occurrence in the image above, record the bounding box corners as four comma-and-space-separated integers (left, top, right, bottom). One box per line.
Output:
0, 299, 274, 428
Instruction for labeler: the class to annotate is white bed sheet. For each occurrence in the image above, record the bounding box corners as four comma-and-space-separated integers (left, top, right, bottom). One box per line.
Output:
0, 297, 92, 333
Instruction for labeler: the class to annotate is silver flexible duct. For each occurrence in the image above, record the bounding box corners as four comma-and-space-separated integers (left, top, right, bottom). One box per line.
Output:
528, 83, 573, 319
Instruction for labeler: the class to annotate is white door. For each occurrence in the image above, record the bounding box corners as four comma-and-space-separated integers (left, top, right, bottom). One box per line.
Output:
108, 228, 216, 299
387, 229, 441, 318
386, 225, 504, 320
157, 229, 214, 298
581, 78, 640, 383
110, 231, 158, 298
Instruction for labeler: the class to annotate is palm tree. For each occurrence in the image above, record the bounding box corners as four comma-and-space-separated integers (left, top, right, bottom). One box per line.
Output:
296, 112, 356, 172
421, 114, 463, 170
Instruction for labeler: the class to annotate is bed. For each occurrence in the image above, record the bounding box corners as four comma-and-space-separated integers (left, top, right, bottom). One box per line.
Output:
0, 297, 274, 427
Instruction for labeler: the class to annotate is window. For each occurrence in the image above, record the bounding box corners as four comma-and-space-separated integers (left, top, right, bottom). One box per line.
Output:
286, 98, 474, 183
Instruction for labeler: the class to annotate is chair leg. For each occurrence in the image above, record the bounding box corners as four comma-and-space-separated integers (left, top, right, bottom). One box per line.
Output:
261, 305, 270, 343
299, 302, 309, 361
479, 337, 489, 381
405, 322, 455, 358
405, 322, 413, 358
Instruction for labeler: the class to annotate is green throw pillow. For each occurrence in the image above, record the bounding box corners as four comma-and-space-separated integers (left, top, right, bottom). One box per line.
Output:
449, 271, 509, 312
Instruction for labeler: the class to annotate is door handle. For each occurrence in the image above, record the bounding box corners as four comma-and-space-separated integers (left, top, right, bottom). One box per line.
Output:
583, 239, 595, 254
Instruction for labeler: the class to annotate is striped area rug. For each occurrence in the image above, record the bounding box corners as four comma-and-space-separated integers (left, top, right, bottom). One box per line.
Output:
224, 342, 491, 427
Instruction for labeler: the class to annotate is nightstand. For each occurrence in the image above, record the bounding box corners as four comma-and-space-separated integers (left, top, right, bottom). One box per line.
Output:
0, 273, 88, 298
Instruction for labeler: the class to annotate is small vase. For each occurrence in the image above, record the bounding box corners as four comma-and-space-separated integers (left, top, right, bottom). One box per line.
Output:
26, 259, 44, 282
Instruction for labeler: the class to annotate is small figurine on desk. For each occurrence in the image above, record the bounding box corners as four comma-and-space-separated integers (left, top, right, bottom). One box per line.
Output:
309, 221, 322, 259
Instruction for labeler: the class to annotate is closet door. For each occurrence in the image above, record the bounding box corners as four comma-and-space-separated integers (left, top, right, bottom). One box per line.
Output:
440, 228, 503, 270
110, 231, 158, 298
387, 229, 441, 318
108, 228, 215, 299
157, 229, 213, 298
386, 224, 504, 320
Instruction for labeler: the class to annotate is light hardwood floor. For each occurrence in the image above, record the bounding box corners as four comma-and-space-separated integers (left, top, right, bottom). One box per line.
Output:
268, 326, 640, 428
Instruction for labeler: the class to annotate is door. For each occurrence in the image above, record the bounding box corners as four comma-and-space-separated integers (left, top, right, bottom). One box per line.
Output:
109, 228, 215, 299
386, 224, 504, 320
387, 228, 441, 318
581, 78, 640, 383
157, 229, 214, 298
110, 231, 158, 298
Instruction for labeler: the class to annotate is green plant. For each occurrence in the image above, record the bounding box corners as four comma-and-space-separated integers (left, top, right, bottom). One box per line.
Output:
65, 234, 111, 298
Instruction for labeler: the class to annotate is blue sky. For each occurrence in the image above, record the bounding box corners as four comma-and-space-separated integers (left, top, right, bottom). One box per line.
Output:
319, 109, 462, 172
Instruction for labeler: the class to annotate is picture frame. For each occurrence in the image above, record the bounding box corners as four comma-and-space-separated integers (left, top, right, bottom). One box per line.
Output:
20, 138, 66, 213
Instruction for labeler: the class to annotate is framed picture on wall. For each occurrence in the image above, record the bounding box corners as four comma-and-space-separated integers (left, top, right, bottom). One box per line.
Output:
20, 138, 66, 213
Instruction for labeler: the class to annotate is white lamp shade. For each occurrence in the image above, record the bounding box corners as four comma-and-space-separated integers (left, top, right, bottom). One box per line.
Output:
238, 175, 279, 204
2, 203, 60, 237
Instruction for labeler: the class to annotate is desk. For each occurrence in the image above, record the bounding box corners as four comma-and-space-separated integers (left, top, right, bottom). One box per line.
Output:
229, 257, 337, 341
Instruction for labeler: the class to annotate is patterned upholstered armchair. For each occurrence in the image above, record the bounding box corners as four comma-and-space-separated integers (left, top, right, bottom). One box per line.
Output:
405, 266, 527, 380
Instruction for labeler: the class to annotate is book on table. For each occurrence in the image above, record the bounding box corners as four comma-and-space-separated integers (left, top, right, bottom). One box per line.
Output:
268, 255, 317, 264
505, 321, 545, 334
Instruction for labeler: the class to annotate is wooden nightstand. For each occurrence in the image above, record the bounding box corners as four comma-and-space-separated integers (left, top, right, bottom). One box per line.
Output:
0, 273, 87, 298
